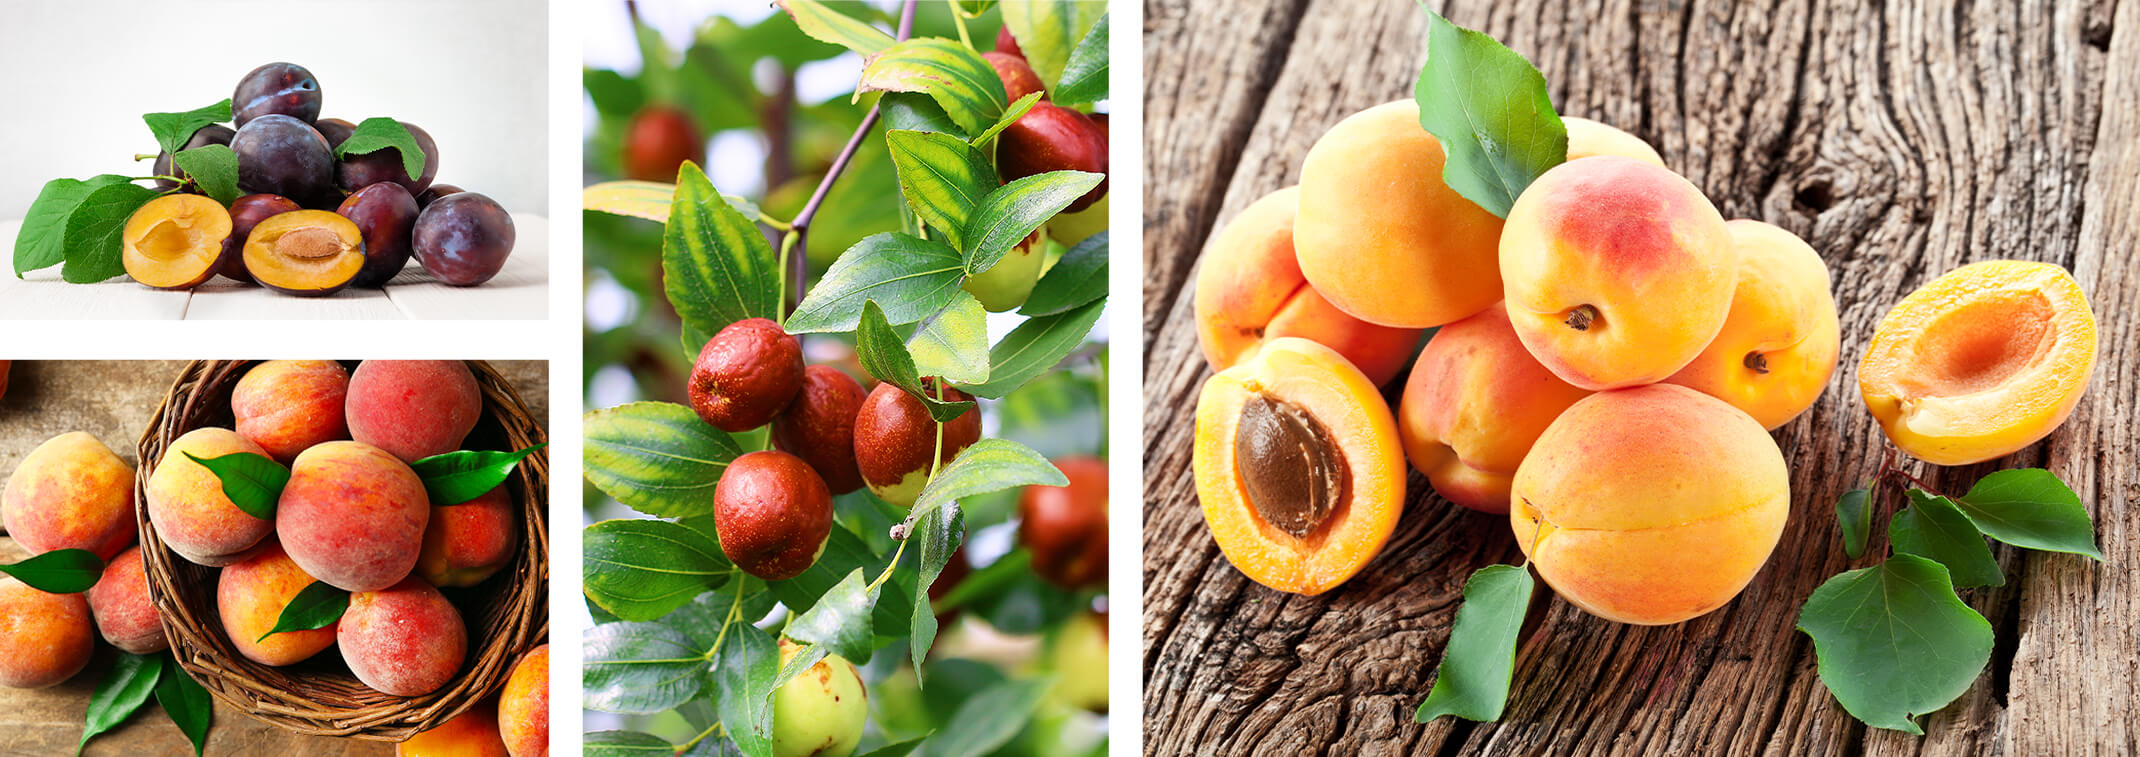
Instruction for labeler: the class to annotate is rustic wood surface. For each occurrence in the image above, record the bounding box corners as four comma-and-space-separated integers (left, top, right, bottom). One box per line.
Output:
1141, 0, 2139, 754
0, 360, 549, 756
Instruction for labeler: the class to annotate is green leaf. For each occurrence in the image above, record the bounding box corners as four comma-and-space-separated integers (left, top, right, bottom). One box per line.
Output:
1002, 1, 1106, 93
584, 621, 708, 714
1836, 488, 1872, 560
787, 233, 966, 334
332, 117, 426, 178
714, 622, 779, 754
907, 293, 991, 386
583, 69, 647, 119
856, 301, 975, 422
170, 145, 240, 205
667, 162, 783, 349
410, 444, 547, 506
154, 657, 211, 757
584, 519, 732, 621
583, 181, 763, 226
1890, 491, 2004, 588
142, 100, 232, 156
910, 505, 963, 670
860, 738, 927, 757
79, 652, 162, 754
1019, 231, 1107, 316
583, 402, 743, 518
913, 676, 1055, 757
1414, 10, 1567, 217
0, 549, 104, 594
15, 176, 131, 277
1051, 15, 1110, 106
258, 581, 348, 642
1416, 564, 1535, 722
961, 298, 1104, 398
768, 526, 917, 642
586, 731, 675, 757
784, 568, 877, 665
881, 92, 962, 135
60, 181, 160, 284
886, 130, 1001, 251
181, 451, 288, 521
858, 38, 1007, 138
970, 92, 1041, 149
1797, 554, 1992, 734
1948, 468, 2102, 559
911, 440, 1066, 522
962, 171, 1104, 275
776, 0, 894, 54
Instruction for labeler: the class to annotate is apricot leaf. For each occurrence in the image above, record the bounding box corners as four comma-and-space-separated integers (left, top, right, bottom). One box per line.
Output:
1019, 230, 1108, 316
334, 117, 427, 179
785, 568, 877, 665
1835, 488, 1872, 559
886, 130, 1000, 251
584, 519, 732, 622
907, 293, 991, 386
856, 300, 977, 422
142, 100, 232, 156
258, 580, 348, 642
411, 443, 548, 506
1890, 491, 2003, 588
712, 621, 779, 751
1051, 14, 1109, 106
963, 170, 1103, 276
1797, 554, 1991, 734
787, 233, 965, 334
910, 439, 1067, 522
1416, 563, 1533, 723
921, 675, 1055, 757
154, 656, 211, 757
61, 181, 160, 284
1413, 10, 1566, 218
182, 451, 288, 521
971, 92, 1042, 148
81, 652, 161, 754
171, 145, 240, 205
1948, 469, 2101, 559
1003, 0, 1105, 92
909, 504, 963, 670
585, 621, 709, 714
961, 298, 1104, 398
667, 162, 782, 348
586, 731, 673, 757
15, 175, 131, 277
583, 402, 740, 518
583, 181, 764, 226
0, 549, 103, 594
858, 39, 1006, 138
776, 0, 894, 54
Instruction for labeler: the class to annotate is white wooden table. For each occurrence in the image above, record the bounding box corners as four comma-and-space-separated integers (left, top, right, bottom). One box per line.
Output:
0, 216, 550, 320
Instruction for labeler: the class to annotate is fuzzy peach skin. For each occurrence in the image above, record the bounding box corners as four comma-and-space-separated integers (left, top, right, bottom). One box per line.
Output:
497, 644, 549, 757
0, 577, 94, 689
417, 485, 520, 588
1398, 303, 1591, 513
278, 441, 430, 592
399, 702, 509, 757
232, 360, 351, 463
346, 360, 482, 463
147, 427, 276, 567
339, 576, 468, 697
2, 431, 136, 559
1665, 220, 1840, 429
1295, 100, 1506, 328
1500, 156, 1736, 390
1194, 185, 1425, 386
86, 545, 168, 655
1858, 260, 2097, 465
219, 540, 337, 666
1563, 116, 1665, 166
1512, 384, 1788, 625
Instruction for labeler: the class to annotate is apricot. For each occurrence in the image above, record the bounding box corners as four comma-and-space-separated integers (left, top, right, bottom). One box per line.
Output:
398, 702, 508, 757
122, 194, 233, 290
497, 644, 549, 757
770, 365, 868, 494
1194, 186, 1425, 386
1858, 260, 2097, 465
0, 577, 94, 689
220, 193, 302, 284
1191, 337, 1404, 595
1664, 220, 1840, 429
985, 51, 1045, 103
1294, 100, 1505, 329
715, 451, 833, 581
689, 318, 805, 433
3, 431, 136, 559
853, 381, 981, 508
1512, 384, 1788, 625
242, 209, 367, 296
417, 484, 519, 588
339, 576, 467, 697
1397, 303, 1591, 514
148, 428, 277, 566
218, 540, 336, 666
1562, 116, 1665, 166
962, 229, 1045, 312
1018, 456, 1107, 590
278, 440, 430, 592
1500, 156, 1736, 390
85, 545, 168, 655
233, 360, 352, 463
771, 640, 867, 757
347, 360, 483, 463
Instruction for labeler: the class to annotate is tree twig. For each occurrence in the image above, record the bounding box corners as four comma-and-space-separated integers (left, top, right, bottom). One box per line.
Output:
789, 0, 920, 249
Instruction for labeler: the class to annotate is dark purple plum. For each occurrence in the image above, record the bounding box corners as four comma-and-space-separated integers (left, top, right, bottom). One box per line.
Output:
233, 115, 336, 207
412, 193, 515, 286
337, 183, 419, 288
220, 194, 302, 284
152, 124, 237, 191
416, 183, 463, 209
337, 121, 438, 196
233, 62, 321, 126
314, 118, 357, 149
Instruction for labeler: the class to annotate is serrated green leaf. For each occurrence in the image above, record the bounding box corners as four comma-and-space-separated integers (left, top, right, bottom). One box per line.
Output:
784, 568, 877, 665
181, 451, 287, 521
910, 504, 963, 670
913, 675, 1054, 757
15, 175, 132, 277
60, 181, 160, 284
583, 402, 742, 518
170, 145, 240, 205
911, 439, 1065, 522
333, 117, 427, 179
154, 656, 211, 757
584, 519, 732, 621
886, 130, 1000, 251
960, 298, 1104, 398
908, 293, 991, 385
258, 581, 348, 641
1002, 1, 1105, 94
1836, 488, 1872, 559
1414, 10, 1566, 217
1051, 15, 1109, 106
971, 92, 1041, 148
859, 39, 1007, 138
1019, 231, 1107, 316
786, 233, 966, 334
1416, 564, 1534, 722
1891, 491, 2004, 588
410, 444, 547, 506
586, 731, 675, 757
142, 100, 232, 156
776, 0, 894, 54
667, 162, 782, 348
585, 621, 709, 714
80, 652, 162, 754
0, 549, 104, 594
715, 622, 779, 754
1949, 468, 2102, 559
962, 171, 1103, 275
1797, 554, 1992, 734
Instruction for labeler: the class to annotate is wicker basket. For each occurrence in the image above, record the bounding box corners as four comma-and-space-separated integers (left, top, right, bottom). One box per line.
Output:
134, 360, 549, 741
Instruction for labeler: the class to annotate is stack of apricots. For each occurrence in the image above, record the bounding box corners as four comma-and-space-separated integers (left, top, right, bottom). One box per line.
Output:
0, 360, 548, 756
1189, 101, 2097, 626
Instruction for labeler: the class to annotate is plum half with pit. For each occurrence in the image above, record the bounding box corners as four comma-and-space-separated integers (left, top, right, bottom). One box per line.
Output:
220, 193, 302, 284
338, 183, 419, 288
242, 210, 366, 297
233, 62, 321, 127
412, 193, 515, 286
337, 121, 439, 196
233, 115, 336, 208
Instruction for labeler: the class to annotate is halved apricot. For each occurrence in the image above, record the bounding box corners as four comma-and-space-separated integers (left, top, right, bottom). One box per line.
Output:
1665, 220, 1840, 429
242, 210, 366, 297
1858, 260, 2097, 465
122, 194, 233, 290
1192, 337, 1403, 595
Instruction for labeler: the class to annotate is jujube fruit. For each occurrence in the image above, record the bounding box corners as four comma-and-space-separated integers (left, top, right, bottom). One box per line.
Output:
689, 318, 805, 433
714, 451, 833, 581
852, 380, 981, 509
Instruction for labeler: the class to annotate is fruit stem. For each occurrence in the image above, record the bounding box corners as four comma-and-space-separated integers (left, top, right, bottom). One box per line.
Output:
788, 0, 919, 253
777, 231, 798, 325
946, 0, 974, 48
698, 571, 745, 662
677, 721, 723, 753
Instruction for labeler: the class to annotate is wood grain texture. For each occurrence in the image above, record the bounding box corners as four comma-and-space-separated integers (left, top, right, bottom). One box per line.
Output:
1142, 0, 2138, 754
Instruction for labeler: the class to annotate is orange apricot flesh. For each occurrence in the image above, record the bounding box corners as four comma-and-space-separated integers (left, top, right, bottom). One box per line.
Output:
1665, 220, 1840, 429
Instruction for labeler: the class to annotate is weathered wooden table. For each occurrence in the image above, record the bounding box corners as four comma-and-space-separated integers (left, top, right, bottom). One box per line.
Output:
1141, 1, 2138, 753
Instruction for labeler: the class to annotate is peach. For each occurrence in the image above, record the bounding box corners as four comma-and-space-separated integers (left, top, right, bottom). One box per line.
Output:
85, 545, 168, 655
232, 360, 352, 463
398, 702, 508, 757
347, 360, 483, 463
497, 644, 549, 757
0, 577, 94, 689
1512, 384, 1788, 625
1397, 303, 1592, 513
1193, 186, 1425, 386
339, 576, 467, 697
218, 540, 337, 666
147, 427, 276, 567
1294, 100, 1506, 328
1563, 116, 1665, 166
2, 431, 136, 559
1499, 156, 1736, 390
416, 485, 520, 588
278, 441, 430, 592
1665, 220, 1840, 429
1858, 260, 2097, 465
